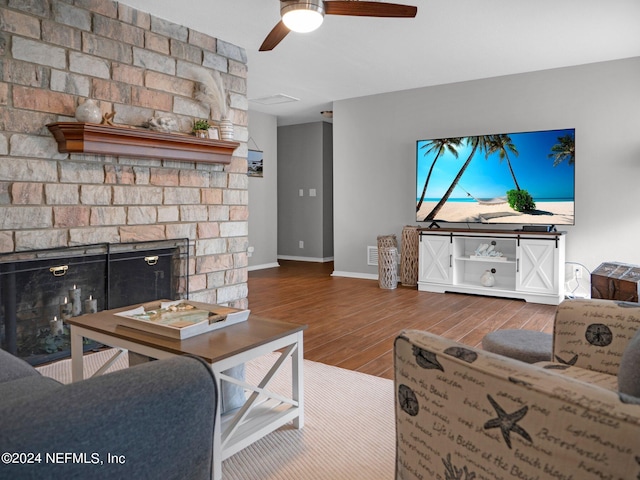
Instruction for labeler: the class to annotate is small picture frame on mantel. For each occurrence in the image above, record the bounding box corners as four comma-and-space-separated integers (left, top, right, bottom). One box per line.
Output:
207, 127, 220, 140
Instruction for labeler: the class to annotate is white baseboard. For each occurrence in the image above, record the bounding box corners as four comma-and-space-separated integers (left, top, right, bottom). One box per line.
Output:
277, 255, 334, 263
331, 270, 378, 281
248, 262, 280, 271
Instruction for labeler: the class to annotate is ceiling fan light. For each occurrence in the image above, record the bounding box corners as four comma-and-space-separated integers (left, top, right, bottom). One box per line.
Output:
282, 1, 325, 33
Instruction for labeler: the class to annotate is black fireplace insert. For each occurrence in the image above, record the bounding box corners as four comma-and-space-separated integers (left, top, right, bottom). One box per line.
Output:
0, 239, 189, 365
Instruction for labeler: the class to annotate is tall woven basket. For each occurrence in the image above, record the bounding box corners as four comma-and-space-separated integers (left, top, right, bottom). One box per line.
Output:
377, 234, 398, 289
400, 225, 419, 286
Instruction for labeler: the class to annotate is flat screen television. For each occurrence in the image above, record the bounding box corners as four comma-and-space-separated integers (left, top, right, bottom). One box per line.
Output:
416, 128, 575, 226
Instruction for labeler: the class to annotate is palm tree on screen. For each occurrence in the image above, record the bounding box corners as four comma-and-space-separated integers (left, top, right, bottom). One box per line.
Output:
416, 137, 463, 212
424, 135, 492, 221
548, 134, 575, 166
486, 134, 521, 191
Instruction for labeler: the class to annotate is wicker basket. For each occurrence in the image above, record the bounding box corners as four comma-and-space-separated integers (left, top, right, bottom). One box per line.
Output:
400, 225, 419, 287
377, 234, 397, 250
378, 246, 398, 290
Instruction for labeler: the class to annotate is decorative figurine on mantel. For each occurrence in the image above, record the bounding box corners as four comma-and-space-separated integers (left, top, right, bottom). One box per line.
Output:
75, 98, 102, 123
192, 119, 211, 138
147, 115, 178, 133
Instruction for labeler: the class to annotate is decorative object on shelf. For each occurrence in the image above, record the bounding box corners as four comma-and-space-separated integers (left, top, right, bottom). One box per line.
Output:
75, 98, 101, 123
148, 115, 178, 133
472, 241, 504, 260
207, 127, 220, 140
191, 68, 228, 119
189, 66, 234, 140
401, 225, 419, 287
480, 269, 496, 287
192, 119, 211, 138
219, 118, 234, 140
101, 112, 116, 126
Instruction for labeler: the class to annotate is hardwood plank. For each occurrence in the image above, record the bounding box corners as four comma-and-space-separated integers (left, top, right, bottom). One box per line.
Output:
248, 261, 557, 378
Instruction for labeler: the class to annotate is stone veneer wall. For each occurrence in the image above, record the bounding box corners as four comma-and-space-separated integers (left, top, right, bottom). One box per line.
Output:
0, 1, 249, 308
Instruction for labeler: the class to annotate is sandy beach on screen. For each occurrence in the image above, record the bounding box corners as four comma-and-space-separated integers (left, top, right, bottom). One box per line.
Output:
417, 201, 574, 225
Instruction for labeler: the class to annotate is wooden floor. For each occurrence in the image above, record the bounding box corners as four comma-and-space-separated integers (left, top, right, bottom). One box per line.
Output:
248, 260, 557, 380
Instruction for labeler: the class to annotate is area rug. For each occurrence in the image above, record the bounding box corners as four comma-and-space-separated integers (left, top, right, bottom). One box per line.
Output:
36, 350, 395, 479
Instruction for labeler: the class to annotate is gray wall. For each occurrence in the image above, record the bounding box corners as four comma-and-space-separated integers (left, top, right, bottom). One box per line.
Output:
278, 122, 334, 261
332, 57, 640, 277
247, 110, 279, 270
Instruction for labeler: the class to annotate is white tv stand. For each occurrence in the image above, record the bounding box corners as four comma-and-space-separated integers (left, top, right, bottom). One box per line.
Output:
418, 228, 566, 305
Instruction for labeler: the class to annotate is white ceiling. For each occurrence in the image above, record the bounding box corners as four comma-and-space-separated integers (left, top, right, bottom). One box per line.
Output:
119, 1, 640, 126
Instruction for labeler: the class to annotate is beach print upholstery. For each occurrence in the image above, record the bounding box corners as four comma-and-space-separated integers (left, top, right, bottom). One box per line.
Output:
553, 299, 640, 375
394, 299, 640, 480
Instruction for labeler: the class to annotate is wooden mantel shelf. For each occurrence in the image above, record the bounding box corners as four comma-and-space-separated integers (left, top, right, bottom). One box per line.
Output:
47, 122, 240, 164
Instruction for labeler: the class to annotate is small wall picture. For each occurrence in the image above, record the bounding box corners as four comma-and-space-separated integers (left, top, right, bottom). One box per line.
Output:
248, 149, 263, 177
207, 127, 220, 140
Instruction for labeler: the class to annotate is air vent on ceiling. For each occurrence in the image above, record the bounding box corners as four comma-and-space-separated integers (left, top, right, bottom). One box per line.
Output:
249, 94, 300, 105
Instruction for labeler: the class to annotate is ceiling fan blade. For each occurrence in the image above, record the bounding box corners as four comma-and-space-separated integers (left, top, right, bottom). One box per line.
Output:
324, 1, 417, 17
260, 20, 290, 51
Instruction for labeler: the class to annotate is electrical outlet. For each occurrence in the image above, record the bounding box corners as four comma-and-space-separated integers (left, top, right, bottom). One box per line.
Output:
299, 240, 304, 249
575, 267, 582, 279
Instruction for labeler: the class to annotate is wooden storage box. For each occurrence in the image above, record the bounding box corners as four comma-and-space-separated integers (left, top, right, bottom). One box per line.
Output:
591, 262, 640, 302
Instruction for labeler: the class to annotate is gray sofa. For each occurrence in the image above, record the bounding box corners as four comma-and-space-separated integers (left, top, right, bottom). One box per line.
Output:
0, 348, 217, 480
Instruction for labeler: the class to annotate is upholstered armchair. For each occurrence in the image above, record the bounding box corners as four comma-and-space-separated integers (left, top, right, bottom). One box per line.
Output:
394, 299, 640, 480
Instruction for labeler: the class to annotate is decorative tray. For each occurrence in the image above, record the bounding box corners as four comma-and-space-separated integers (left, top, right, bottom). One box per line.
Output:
114, 300, 250, 339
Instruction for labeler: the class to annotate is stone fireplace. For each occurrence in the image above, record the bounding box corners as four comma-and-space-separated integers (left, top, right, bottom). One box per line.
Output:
0, 0, 250, 360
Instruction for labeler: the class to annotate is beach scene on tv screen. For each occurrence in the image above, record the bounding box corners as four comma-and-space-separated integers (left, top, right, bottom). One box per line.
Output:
416, 128, 575, 225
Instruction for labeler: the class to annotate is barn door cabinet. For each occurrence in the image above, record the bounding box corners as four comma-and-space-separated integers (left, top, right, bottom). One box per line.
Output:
418, 228, 566, 305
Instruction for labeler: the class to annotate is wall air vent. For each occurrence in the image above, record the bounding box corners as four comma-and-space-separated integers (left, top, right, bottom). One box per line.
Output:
367, 246, 378, 266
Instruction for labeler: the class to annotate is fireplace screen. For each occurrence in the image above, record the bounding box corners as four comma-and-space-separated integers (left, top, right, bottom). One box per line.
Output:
0, 239, 189, 365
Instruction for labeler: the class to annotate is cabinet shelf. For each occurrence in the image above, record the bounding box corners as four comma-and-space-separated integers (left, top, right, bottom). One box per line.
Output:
47, 122, 240, 165
462, 256, 514, 263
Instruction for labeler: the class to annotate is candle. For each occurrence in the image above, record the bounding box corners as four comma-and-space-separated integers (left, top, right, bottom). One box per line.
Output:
49, 315, 63, 336
69, 284, 82, 316
59, 296, 72, 321
84, 295, 98, 314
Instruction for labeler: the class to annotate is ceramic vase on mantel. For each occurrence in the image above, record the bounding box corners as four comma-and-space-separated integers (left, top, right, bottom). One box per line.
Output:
219, 118, 234, 141
75, 99, 102, 124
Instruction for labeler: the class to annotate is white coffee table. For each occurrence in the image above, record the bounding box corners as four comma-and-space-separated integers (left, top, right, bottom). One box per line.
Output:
67, 301, 306, 480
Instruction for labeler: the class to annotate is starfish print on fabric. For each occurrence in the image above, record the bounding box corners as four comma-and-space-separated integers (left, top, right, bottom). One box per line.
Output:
483, 394, 532, 449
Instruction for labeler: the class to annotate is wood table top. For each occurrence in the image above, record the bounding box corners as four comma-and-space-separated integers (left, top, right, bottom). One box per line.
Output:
66, 300, 307, 363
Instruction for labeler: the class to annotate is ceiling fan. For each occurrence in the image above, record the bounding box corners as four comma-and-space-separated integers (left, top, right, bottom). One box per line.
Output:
259, 1, 417, 51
